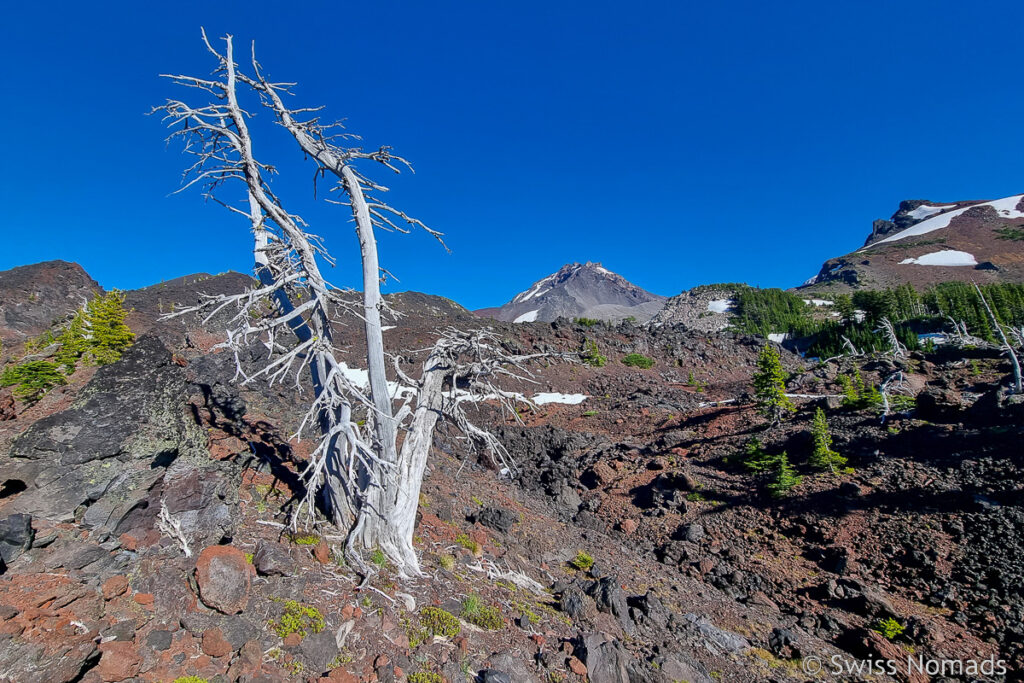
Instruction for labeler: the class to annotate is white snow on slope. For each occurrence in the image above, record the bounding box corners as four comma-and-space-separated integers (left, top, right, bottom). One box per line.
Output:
707, 299, 732, 313
337, 362, 414, 399
595, 265, 612, 275
867, 194, 1024, 248
532, 392, 588, 405
803, 298, 834, 306
907, 204, 955, 220
899, 250, 978, 266
514, 309, 540, 323
768, 333, 788, 343
514, 276, 553, 303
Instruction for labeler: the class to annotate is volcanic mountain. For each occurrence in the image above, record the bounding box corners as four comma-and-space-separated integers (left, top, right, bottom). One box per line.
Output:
475, 261, 667, 323
801, 193, 1024, 292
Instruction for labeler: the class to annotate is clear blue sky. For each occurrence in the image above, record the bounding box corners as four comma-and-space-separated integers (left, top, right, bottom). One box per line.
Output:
2, 1, 1022, 310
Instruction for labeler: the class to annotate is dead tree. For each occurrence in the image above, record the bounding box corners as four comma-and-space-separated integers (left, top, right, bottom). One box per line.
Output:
974, 284, 1022, 393
156, 31, 543, 576
877, 317, 906, 358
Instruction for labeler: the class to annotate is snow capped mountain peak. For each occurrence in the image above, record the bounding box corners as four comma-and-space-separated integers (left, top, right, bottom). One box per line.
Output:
476, 262, 667, 323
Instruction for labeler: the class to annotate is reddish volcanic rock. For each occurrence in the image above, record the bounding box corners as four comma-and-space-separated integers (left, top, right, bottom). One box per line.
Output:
194, 546, 250, 614
101, 575, 129, 601
202, 627, 233, 658
96, 640, 142, 681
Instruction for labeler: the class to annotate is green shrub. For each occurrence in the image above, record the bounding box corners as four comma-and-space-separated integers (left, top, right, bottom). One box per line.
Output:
173, 678, 209, 683
290, 533, 321, 546
420, 606, 461, 638
370, 548, 388, 569
269, 600, 325, 638
573, 317, 601, 327
621, 353, 655, 369
569, 550, 594, 571
0, 360, 67, 403
455, 533, 480, 554
809, 408, 846, 473
873, 617, 905, 640
582, 410, 598, 417
995, 226, 1024, 241
407, 673, 443, 683
461, 594, 503, 630
438, 554, 456, 571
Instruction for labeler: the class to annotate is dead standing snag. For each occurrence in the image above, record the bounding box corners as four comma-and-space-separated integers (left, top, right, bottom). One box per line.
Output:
156, 31, 544, 577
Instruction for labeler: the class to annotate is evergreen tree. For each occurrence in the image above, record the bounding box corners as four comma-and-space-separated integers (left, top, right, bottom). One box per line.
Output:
54, 308, 88, 372
740, 437, 780, 473
753, 345, 795, 424
809, 407, 846, 473
83, 291, 135, 365
766, 452, 802, 498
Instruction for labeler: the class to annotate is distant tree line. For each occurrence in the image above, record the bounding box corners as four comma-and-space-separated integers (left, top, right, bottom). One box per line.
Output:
727, 282, 1024, 358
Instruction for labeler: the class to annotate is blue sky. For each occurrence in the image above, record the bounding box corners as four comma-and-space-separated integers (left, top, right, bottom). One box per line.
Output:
2, 1, 1022, 310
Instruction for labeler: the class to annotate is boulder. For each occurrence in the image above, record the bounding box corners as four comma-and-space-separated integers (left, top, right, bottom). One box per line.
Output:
472, 507, 518, 534
571, 633, 637, 683
253, 540, 295, 576
0, 513, 33, 565
587, 576, 634, 635
683, 613, 750, 655
195, 545, 250, 614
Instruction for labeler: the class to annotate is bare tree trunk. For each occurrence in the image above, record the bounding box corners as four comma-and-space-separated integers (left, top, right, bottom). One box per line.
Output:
975, 283, 1023, 393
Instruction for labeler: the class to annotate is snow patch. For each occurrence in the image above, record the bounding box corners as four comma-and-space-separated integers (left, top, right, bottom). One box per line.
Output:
337, 362, 414, 399
707, 299, 732, 313
868, 194, 1024, 247
907, 204, 955, 220
899, 250, 978, 266
803, 299, 834, 307
514, 309, 540, 323
514, 276, 553, 303
768, 333, 788, 343
532, 392, 588, 405
595, 266, 612, 275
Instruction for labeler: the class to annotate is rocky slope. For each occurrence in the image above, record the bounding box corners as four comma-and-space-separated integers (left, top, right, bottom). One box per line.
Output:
1, 262, 1023, 682
647, 285, 742, 332
475, 262, 666, 324
0, 261, 101, 344
801, 193, 1024, 293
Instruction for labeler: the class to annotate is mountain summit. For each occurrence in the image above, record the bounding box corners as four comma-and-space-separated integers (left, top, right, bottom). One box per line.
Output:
475, 262, 666, 323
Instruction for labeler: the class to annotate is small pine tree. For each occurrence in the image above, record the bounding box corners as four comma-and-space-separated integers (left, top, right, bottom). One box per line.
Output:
838, 368, 884, 412
54, 309, 89, 373
84, 291, 135, 365
740, 437, 780, 473
766, 452, 802, 498
809, 407, 846, 473
753, 345, 795, 424
581, 339, 607, 367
